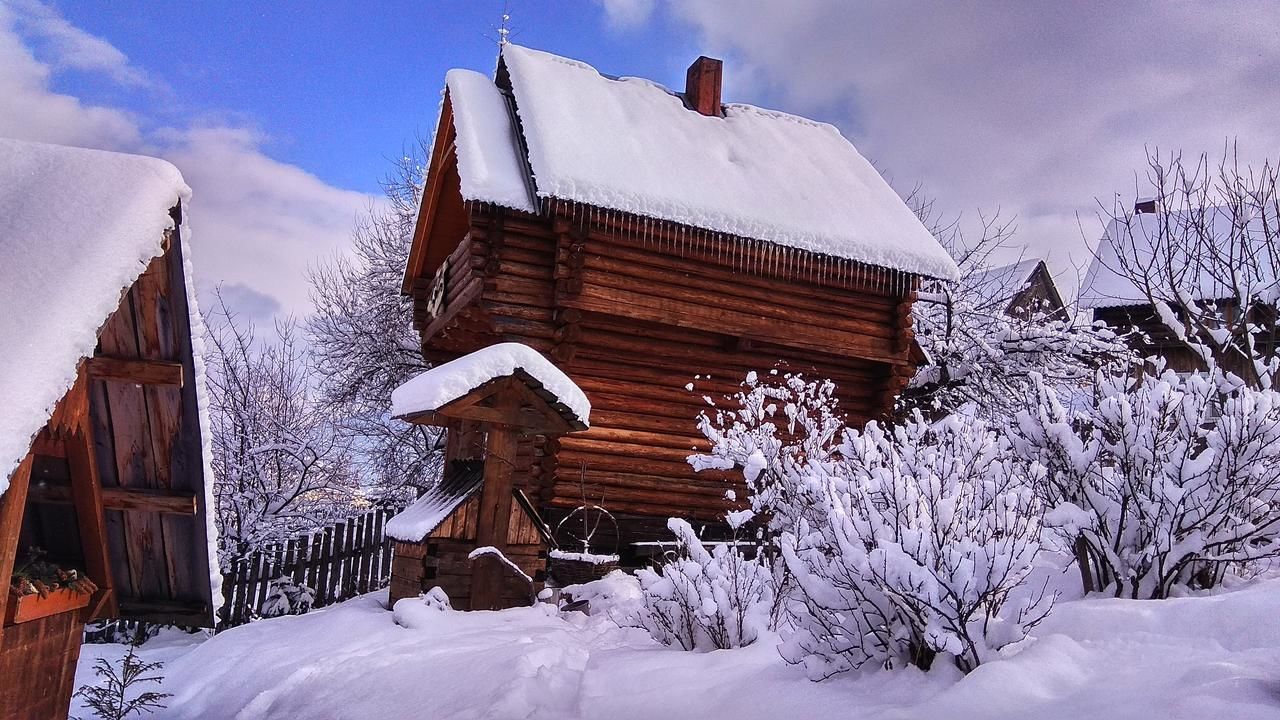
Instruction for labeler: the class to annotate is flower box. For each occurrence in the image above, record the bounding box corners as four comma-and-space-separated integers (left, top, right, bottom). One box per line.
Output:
5, 587, 92, 625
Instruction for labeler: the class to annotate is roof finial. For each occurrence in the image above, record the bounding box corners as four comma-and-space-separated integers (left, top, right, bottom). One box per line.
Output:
497, 0, 512, 47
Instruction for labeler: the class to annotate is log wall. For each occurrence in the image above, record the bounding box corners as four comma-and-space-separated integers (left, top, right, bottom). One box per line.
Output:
411, 197, 919, 557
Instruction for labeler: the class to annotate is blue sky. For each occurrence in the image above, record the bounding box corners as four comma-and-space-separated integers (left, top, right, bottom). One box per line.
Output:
3, 1, 1277, 321
53, 2, 703, 193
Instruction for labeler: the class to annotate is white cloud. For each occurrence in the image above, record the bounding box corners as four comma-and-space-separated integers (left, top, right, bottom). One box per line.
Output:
596, 0, 655, 30
0, 2, 141, 149
0, 1, 379, 319
165, 127, 374, 319
669, 1, 1280, 293
6, 0, 149, 86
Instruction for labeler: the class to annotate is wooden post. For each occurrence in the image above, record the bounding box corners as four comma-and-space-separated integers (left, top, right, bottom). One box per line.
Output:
67, 417, 116, 618
470, 399, 519, 611
0, 454, 34, 647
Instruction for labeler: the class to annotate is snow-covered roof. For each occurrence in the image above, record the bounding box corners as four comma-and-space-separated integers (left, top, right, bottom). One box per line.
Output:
391, 342, 590, 427
0, 138, 190, 494
442, 44, 958, 281
386, 464, 484, 543
966, 258, 1048, 311
445, 69, 538, 214
1079, 209, 1278, 309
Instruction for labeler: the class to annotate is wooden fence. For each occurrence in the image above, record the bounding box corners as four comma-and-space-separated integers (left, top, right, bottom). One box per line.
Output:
216, 505, 404, 629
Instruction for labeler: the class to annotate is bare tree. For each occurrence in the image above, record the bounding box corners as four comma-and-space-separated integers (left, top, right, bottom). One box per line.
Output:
205, 293, 358, 562
1090, 143, 1280, 388
903, 191, 1132, 418
308, 144, 443, 502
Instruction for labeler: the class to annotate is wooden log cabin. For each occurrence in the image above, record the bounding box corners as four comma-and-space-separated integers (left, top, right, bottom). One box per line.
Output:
402, 45, 959, 558
0, 139, 218, 720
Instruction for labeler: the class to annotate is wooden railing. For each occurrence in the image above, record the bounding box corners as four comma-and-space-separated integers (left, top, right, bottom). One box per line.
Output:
216, 505, 404, 629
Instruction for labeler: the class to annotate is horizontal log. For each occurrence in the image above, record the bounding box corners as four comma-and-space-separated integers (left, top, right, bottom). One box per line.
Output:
87, 357, 183, 386
28, 483, 198, 514
575, 468, 741, 497
578, 425, 708, 451
117, 598, 210, 626
582, 262, 897, 339
566, 283, 900, 364
576, 327, 889, 384
581, 220, 910, 301
545, 493, 729, 522
560, 436, 705, 464
583, 250, 898, 327
556, 449, 730, 480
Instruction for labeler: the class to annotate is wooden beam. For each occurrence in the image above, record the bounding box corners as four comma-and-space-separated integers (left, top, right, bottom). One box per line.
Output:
116, 598, 210, 625
67, 417, 116, 618
470, 395, 520, 611
27, 484, 197, 515
0, 454, 35, 645
87, 356, 183, 387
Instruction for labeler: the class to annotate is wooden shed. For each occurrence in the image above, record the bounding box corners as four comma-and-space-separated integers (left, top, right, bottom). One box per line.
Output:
402, 45, 959, 557
387, 461, 552, 609
967, 258, 1066, 320
0, 139, 218, 720
386, 343, 586, 609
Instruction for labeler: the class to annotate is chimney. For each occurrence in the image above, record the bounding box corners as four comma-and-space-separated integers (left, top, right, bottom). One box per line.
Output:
1134, 197, 1158, 214
685, 56, 723, 116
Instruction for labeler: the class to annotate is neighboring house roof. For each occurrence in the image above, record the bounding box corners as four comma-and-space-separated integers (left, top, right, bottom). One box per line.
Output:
440, 44, 958, 281
0, 138, 191, 493
1079, 207, 1278, 310
386, 463, 485, 543
966, 258, 1062, 314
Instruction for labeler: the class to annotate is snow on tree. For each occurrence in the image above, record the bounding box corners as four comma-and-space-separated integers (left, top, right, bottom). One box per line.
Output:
634, 518, 774, 651
308, 144, 442, 503
1080, 144, 1280, 390
1010, 364, 1280, 599
205, 294, 358, 562
692, 373, 1053, 675
903, 196, 1132, 419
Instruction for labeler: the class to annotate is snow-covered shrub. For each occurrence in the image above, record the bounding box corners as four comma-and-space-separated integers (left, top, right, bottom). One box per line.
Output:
784, 412, 1051, 676
259, 576, 315, 618
636, 518, 773, 651
692, 371, 843, 536
1011, 367, 1280, 599
694, 373, 1052, 675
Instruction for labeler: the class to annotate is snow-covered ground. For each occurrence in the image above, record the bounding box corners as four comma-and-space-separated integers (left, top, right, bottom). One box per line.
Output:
74, 575, 1280, 719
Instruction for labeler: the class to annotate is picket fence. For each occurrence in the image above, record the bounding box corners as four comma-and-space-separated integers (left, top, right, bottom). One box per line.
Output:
216, 504, 405, 629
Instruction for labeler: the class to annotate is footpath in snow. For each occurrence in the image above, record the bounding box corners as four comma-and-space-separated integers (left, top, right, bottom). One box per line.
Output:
72, 574, 1280, 720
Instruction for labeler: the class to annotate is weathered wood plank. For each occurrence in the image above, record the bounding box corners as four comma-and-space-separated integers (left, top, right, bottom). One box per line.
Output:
86, 357, 183, 386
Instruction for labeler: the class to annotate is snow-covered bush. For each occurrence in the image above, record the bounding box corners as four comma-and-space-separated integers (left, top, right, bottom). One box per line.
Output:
694, 373, 1052, 675
692, 371, 844, 537
635, 518, 773, 651
1011, 367, 1280, 599
259, 576, 316, 618
785, 413, 1052, 676
903, 196, 1132, 420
